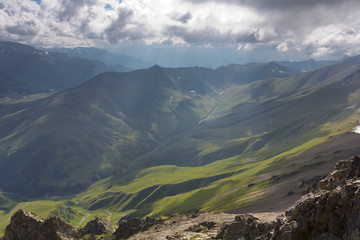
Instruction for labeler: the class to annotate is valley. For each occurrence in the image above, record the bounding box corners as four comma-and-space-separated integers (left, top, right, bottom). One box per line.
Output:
2, 42, 360, 237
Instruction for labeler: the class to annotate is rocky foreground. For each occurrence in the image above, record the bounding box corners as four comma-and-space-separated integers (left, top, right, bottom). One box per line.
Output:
2, 156, 360, 240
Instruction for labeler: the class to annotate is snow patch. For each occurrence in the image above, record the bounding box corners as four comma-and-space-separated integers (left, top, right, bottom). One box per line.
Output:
354, 125, 360, 134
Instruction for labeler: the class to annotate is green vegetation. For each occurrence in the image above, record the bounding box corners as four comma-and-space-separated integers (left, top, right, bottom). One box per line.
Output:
0, 197, 125, 235
2, 59, 360, 235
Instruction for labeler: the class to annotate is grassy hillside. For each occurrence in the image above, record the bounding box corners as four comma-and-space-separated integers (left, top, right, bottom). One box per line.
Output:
0, 62, 292, 197
75, 60, 360, 218
0, 196, 125, 236
2, 59, 360, 234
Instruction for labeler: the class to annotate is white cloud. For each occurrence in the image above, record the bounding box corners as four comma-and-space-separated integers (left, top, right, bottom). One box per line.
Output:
276, 42, 289, 52
0, 0, 360, 59
301, 24, 360, 58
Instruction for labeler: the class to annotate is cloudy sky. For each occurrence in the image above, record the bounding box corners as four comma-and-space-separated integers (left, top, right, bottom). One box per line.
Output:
1, 0, 360, 67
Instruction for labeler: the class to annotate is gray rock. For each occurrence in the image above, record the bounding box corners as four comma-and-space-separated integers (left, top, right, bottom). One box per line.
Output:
114, 217, 163, 239
216, 214, 275, 240
272, 156, 360, 240
3, 209, 84, 240
82, 217, 113, 235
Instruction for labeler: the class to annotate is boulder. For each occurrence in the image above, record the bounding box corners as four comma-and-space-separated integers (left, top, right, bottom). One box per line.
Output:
186, 221, 216, 232
216, 214, 275, 240
114, 217, 163, 239
82, 217, 113, 235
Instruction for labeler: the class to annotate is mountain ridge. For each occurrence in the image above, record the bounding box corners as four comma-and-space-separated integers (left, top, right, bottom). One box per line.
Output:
0, 61, 293, 197
48, 46, 154, 70
2, 43, 360, 235
0, 41, 129, 95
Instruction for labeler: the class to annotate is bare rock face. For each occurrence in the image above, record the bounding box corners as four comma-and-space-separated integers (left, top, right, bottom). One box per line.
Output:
216, 214, 275, 240
272, 155, 360, 240
114, 217, 163, 239
3, 209, 43, 240
3, 209, 83, 240
82, 217, 113, 235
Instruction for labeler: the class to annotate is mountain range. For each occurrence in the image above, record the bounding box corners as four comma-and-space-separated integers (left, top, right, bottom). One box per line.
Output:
48, 47, 153, 70
0, 41, 128, 97
47, 45, 341, 73
0, 61, 293, 197
1, 41, 360, 235
275, 59, 340, 72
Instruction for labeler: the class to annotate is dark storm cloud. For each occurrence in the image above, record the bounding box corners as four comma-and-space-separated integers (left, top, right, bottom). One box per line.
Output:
165, 25, 262, 44
104, 9, 148, 44
171, 12, 192, 24
57, 0, 98, 21
183, 0, 356, 10
6, 21, 38, 36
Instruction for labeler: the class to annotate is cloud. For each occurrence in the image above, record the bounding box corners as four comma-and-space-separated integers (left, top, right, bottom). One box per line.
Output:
104, 8, 139, 44
164, 26, 269, 45
0, 0, 360, 59
56, 0, 98, 21
171, 12, 192, 24
6, 21, 38, 36
183, 0, 356, 11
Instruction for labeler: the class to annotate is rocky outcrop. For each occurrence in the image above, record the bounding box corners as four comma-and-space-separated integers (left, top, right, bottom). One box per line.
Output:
3, 209, 83, 240
3, 209, 43, 240
2, 209, 114, 240
186, 221, 216, 232
114, 217, 163, 239
4, 156, 360, 240
272, 155, 360, 240
216, 214, 275, 240
82, 217, 113, 235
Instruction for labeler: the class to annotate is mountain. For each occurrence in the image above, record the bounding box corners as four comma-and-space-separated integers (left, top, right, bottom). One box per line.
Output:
49, 47, 153, 70
276, 59, 339, 72
344, 55, 360, 64
2, 57, 360, 234
0, 72, 47, 98
0, 41, 129, 95
0, 62, 292, 197
76, 59, 360, 218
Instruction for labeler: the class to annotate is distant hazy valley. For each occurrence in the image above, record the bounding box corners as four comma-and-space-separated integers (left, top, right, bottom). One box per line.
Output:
2, 41, 360, 236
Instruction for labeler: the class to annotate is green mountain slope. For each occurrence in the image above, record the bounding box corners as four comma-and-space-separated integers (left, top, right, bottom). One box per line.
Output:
2, 58, 360, 234
0, 62, 291, 197
0, 72, 47, 98
76, 60, 360, 218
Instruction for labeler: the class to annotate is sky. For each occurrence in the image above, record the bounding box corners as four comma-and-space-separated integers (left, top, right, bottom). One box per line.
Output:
1, 0, 360, 67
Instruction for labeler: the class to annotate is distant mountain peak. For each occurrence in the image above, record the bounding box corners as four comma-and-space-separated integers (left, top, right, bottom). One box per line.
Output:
276, 58, 340, 72
46, 46, 154, 70
0, 41, 128, 94
149, 64, 162, 69
0, 41, 43, 55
